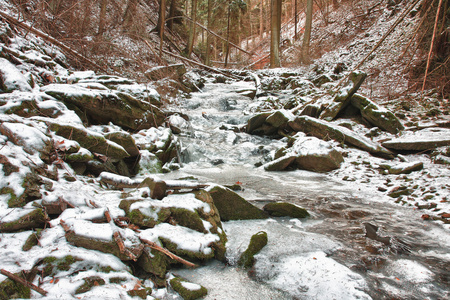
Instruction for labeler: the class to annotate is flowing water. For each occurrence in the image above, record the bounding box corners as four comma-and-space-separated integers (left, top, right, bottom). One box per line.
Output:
166, 79, 449, 300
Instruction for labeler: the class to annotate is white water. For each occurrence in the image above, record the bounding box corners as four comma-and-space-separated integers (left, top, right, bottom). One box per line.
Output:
167, 79, 449, 300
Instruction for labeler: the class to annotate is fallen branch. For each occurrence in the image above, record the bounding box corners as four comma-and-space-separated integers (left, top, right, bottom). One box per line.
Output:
140, 238, 197, 268
0, 269, 48, 296
0, 10, 106, 72
422, 0, 444, 91
105, 209, 138, 261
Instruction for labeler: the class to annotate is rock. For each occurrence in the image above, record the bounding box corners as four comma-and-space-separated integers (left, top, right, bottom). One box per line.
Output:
144, 64, 187, 81
47, 121, 130, 160
181, 71, 206, 92
289, 116, 394, 159
350, 94, 404, 134
207, 186, 268, 221
263, 155, 297, 171
4, 172, 43, 207
382, 128, 450, 151
0, 122, 52, 157
299, 103, 322, 118
0, 208, 49, 233
65, 148, 94, 163
169, 277, 207, 300
387, 186, 412, 198
0, 58, 32, 92
237, 231, 268, 269
104, 131, 140, 157
116, 84, 162, 106
140, 177, 167, 200
0, 272, 31, 300
137, 247, 169, 278
22, 229, 43, 251
246, 112, 271, 134
379, 161, 424, 174
127, 288, 150, 299
263, 202, 310, 218
119, 200, 171, 228
42, 84, 165, 131
75, 276, 106, 294
265, 109, 295, 128
320, 71, 367, 121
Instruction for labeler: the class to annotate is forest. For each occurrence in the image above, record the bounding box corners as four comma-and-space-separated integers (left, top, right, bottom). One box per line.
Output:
0, 0, 449, 299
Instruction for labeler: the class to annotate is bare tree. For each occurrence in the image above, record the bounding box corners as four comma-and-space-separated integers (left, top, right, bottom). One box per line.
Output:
270, 0, 282, 67
301, 0, 313, 63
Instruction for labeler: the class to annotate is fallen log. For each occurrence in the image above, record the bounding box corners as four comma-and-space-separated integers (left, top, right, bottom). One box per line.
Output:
0, 269, 48, 296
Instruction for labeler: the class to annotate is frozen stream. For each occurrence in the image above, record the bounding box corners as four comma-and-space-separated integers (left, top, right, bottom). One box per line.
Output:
165, 79, 449, 299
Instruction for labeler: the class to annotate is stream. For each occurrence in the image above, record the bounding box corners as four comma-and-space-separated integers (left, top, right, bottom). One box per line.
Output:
164, 79, 449, 299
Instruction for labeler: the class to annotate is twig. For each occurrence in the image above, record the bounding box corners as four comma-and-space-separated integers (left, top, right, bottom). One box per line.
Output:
105, 209, 138, 261
422, 0, 444, 91
140, 237, 197, 268
0, 269, 48, 296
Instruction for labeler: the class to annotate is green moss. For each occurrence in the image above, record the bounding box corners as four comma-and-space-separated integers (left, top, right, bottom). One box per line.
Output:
170, 277, 207, 300
0, 208, 48, 233
160, 237, 214, 261
170, 208, 206, 233
127, 289, 149, 299
237, 231, 268, 269
2, 187, 18, 208
22, 229, 43, 251
263, 202, 310, 218
0, 276, 31, 300
75, 276, 105, 294
137, 247, 168, 278
109, 277, 127, 284
57, 255, 81, 271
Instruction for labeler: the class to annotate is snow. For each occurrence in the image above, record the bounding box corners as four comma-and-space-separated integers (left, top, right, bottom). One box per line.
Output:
0, 57, 32, 92
140, 223, 219, 255
180, 281, 202, 291
67, 219, 113, 241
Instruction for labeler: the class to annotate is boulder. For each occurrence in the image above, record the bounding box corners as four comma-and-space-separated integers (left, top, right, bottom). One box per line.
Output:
104, 131, 140, 157
0, 122, 52, 157
181, 71, 206, 92
263, 155, 297, 171
382, 128, 450, 151
237, 231, 268, 269
42, 84, 165, 131
350, 94, 404, 134
207, 185, 268, 221
263, 202, 310, 218
288, 116, 394, 159
265, 109, 295, 128
320, 71, 367, 121
137, 247, 169, 278
47, 121, 130, 160
169, 277, 207, 300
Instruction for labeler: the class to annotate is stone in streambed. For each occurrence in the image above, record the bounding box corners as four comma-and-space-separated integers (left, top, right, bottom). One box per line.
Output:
237, 231, 268, 269
263, 202, 310, 218
170, 277, 207, 300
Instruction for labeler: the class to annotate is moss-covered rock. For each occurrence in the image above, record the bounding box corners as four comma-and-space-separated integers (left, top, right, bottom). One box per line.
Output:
237, 231, 268, 269
22, 229, 43, 251
120, 199, 171, 228
47, 121, 130, 159
127, 288, 150, 299
170, 277, 207, 300
137, 247, 168, 278
208, 186, 268, 221
75, 276, 106, 294
104, 131, 140, 157
170, 207, 206, 233
160, 237, 215, 261
43, 84, 165, 131
0, 208, 48, 233
0, 274, 31, 300
65, 148, 94, 163
246, 112, 272, 134
263, 202, 310, 218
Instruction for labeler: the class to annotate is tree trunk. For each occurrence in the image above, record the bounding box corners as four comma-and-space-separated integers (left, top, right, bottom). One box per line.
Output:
205, 0, 212, 65
98, 0, 107, 36
260, 0, 264, 38
294, 0, 298, 40
224, 0, 232, 67
122, 0, 138, 31
159, 0, 166, 57
167, 0, 177, 31
186, 0, 197, 57
270, 0, 282, 68
301, 0, 313, 63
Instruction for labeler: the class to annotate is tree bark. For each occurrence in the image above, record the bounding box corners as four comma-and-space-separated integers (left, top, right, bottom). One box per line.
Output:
167, 0, 178, 31
186, 0, 198, 57
205, 0, 212, 65
270, 0, 282, 67
159, 0, 166, 57
301, 0, 313, 63
224, 0, 232, 67
97, 0, 107, 36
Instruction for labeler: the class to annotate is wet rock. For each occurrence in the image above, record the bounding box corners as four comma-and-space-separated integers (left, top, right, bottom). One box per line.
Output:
0, 208, 49, 233
144, 64, 186, 81
382, 128, 450, 151
48, 121, 130, 160
350, 94, 404, 134
320, 71, 367, 121
169, 277, 207, 300
263, 202, 310, 218
379, 161, 424, 174
208, 186, 268, 221
42, 84, 165, 131
238, 231, 268, 269
289, 116, 394, 159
